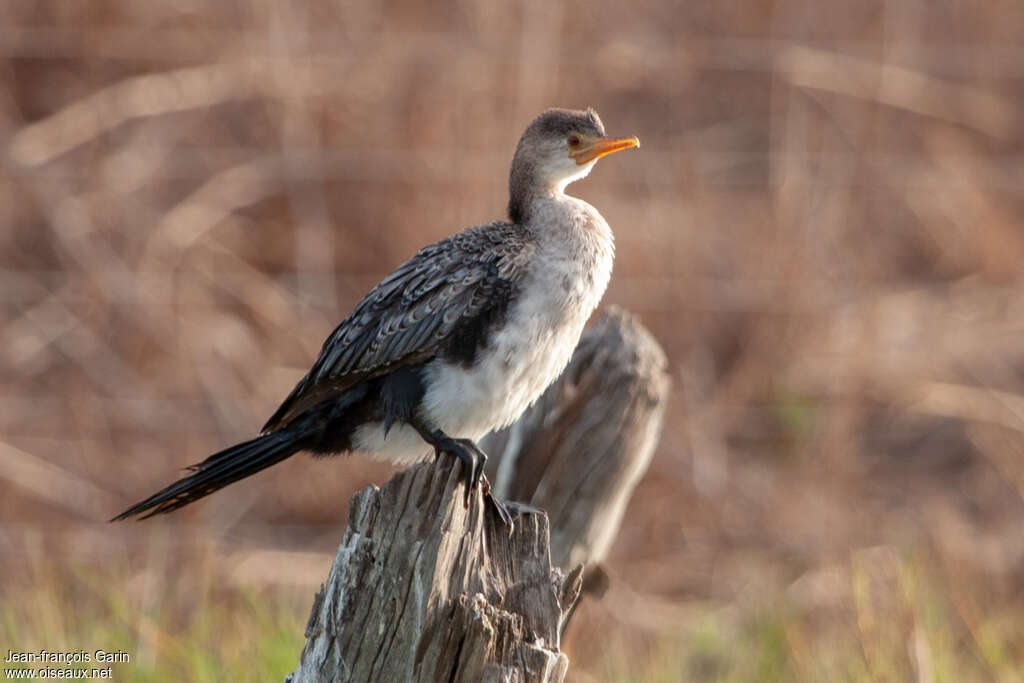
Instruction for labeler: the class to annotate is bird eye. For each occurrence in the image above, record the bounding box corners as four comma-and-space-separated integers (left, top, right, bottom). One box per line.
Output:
568, 135, 581, 148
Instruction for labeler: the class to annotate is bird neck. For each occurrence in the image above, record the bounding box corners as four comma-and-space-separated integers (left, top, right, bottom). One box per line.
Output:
508, 165, 578, 225
508, 159, 539, 224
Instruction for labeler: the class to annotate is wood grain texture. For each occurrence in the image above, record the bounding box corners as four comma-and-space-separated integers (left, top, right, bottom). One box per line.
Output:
287, 456, 582, 683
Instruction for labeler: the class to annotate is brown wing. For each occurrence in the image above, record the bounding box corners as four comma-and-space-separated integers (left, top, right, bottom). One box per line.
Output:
261, 221, 535, 432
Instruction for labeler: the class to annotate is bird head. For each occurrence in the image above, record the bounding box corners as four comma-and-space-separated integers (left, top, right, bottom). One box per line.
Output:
508, 108, 638, 222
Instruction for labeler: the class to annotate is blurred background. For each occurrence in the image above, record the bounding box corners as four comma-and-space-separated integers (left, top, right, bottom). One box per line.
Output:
3, 1, 1024, 680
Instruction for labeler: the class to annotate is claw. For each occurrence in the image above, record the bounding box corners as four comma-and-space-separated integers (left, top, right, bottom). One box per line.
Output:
460, 439, 487, 491
489, 495, 515, 535
480, 475, 515, 535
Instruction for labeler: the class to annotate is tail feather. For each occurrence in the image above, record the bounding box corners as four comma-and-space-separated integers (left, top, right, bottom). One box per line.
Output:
111, 431, 302, 521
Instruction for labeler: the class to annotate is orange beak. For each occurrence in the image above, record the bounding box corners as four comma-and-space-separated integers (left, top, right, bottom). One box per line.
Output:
570, 135, 640, 165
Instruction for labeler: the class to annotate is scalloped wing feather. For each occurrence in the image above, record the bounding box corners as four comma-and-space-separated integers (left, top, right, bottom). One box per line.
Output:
261, 222, 534, 432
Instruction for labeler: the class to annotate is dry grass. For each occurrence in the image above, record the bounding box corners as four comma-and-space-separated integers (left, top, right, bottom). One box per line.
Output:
3, 0, 1024, 679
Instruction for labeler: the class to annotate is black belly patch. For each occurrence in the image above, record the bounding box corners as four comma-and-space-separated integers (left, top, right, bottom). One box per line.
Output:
299, 364, 427, 456
380, 364, 427, 435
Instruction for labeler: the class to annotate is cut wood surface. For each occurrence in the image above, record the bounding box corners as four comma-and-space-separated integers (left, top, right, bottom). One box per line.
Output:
287, 456, 583, 683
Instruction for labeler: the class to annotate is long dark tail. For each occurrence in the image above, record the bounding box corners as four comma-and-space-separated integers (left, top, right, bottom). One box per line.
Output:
110, 431, 303, 521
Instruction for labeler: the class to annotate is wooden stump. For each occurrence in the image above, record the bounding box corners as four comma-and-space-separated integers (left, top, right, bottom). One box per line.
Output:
287, 457, 583, 683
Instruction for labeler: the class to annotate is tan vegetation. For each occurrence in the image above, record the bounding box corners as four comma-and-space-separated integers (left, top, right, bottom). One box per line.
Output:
3, 1, 1024, 679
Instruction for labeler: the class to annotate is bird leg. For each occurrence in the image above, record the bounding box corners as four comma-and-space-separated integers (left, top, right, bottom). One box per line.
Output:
409, 418, 514, 529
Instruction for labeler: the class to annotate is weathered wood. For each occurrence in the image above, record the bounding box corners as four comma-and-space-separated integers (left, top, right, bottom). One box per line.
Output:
287, 456, 583, 683
483, 307, 671, 572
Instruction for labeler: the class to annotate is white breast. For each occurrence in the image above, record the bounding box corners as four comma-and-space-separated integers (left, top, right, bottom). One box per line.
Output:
354, 196, 614, 464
